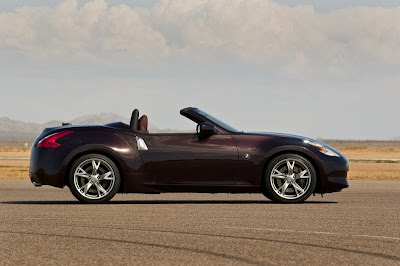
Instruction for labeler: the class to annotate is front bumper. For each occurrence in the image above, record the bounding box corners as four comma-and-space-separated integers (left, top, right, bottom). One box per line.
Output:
320, 155, 349, 193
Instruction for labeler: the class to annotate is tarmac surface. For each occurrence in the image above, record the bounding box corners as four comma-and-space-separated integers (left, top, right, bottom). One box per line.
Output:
0, 180, 399, 265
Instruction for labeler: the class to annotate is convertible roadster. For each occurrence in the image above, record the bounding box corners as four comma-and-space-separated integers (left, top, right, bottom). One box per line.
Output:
30, 107, 348, 203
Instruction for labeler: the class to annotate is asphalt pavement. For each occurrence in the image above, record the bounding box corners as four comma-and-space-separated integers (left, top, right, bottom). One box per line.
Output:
0, 180, 399, 265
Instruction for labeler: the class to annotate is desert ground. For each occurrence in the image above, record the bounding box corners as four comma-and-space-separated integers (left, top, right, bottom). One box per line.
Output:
1, 140, 399, 181
1, 179, 399, 265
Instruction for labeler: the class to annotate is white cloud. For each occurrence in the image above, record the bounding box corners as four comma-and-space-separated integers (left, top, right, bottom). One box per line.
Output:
0, 0, 169, 61
0, 0, 399, 75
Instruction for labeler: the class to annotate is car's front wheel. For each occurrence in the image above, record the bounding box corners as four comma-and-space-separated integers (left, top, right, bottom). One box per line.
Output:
68, 154, 121, 203
263, 154, 316, 203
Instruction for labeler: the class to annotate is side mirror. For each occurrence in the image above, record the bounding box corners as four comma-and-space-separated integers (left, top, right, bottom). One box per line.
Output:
199, 122, 216, 136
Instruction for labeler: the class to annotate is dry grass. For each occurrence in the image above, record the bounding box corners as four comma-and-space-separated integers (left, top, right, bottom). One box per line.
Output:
0, 160, 29, 179
0, 142, 31, 157
0, 149, 31, 157
1, 141, 400, 180
348, 162, 400, 180
0, 143, 31, 179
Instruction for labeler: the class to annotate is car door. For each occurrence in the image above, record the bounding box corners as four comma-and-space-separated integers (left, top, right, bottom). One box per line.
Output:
136, 133, 238, 184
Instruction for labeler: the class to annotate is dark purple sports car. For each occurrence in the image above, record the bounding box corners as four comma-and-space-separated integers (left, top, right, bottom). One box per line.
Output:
29, 107, 348, 203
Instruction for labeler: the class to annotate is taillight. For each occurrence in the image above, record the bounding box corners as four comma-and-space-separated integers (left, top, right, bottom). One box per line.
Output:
37, 131, 74, 148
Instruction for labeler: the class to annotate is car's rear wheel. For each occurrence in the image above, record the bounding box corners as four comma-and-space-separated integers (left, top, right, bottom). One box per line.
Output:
69, 154, 120, 203
263, 154, 316, 203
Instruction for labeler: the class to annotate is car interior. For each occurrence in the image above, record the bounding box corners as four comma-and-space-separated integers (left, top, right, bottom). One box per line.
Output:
130, 109, 201, 134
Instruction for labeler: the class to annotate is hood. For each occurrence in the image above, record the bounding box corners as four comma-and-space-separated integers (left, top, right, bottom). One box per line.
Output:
242, 131, 315, 141
242, 131, 342, 157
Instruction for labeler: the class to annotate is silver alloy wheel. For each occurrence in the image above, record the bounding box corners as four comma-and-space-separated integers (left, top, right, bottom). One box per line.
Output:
73, 158, 116, 200
270, 158, 312, 200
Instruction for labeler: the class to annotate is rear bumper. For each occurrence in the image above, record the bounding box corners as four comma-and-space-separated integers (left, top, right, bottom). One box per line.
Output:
29, 146, 66, 188
29, 167, 65, 188
31, 179, 42, 187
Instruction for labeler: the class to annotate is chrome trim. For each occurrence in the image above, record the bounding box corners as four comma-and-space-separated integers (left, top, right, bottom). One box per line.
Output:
136, 136, 148, 151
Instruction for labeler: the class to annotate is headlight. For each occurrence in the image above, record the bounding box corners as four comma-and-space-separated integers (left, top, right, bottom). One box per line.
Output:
303, 140, 340, 157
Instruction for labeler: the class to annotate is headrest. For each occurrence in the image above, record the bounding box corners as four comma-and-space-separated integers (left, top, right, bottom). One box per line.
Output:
138, 115, 148, 131
130, 109, 139, 131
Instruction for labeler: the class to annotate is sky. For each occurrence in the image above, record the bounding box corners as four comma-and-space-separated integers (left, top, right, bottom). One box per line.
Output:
0, 0, 399, 140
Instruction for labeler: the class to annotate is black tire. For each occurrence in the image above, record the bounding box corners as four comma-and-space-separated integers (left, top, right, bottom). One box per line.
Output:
68, 154, 121, 204
263, 153, 316, 203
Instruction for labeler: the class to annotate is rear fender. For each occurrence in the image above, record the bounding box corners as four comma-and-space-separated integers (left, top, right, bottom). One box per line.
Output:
62, 132, 144, 189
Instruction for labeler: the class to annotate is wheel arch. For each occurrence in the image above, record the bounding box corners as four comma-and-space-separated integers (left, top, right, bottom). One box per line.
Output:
260, 150, 323, 194
64, 149, 124, 193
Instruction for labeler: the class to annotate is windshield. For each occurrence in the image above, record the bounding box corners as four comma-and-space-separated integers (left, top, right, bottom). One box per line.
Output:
195, 109, 239, 133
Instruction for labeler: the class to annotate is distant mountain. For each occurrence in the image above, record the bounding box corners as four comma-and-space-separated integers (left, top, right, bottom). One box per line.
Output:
69, 113, 128, 126
0, 113, 129, 141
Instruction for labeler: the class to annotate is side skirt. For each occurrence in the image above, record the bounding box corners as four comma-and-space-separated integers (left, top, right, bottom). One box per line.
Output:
126, 183, 260, 194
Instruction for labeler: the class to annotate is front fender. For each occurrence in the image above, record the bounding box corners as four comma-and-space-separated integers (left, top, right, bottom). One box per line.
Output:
259, 144, 327, 192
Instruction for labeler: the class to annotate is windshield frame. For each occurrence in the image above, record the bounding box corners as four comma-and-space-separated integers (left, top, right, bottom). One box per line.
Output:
192, 108, 239, 133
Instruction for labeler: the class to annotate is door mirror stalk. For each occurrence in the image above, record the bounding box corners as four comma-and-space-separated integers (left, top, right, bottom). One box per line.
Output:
199, 122, 216, 139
